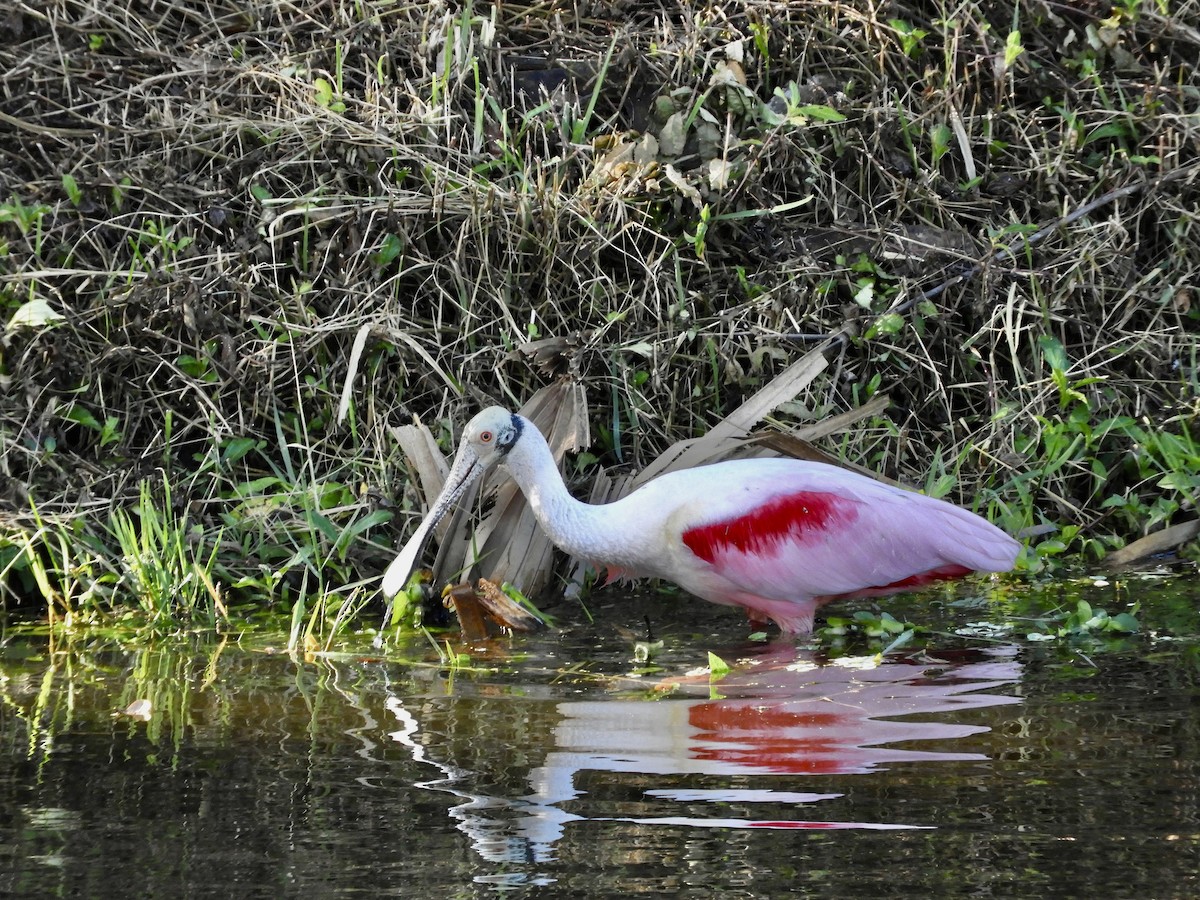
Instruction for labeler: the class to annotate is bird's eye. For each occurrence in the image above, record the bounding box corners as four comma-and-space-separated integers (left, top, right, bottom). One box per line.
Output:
479, 430, 493, 444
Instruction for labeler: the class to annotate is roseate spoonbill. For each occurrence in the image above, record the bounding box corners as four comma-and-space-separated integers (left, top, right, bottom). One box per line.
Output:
382, 407, 1020, 633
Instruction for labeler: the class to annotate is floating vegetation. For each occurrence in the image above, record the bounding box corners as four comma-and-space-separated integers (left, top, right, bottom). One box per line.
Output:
1024, 600, 1141, 642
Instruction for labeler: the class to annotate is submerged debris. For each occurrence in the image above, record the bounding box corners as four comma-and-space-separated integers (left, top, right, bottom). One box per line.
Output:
443, 579, 548, 640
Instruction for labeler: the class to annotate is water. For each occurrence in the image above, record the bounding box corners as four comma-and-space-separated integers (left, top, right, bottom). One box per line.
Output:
2, 576, 1199, 897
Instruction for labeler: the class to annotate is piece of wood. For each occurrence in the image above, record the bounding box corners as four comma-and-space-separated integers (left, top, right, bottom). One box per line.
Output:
1105, 519, 1200, 568
443, 579, 546, 637
443, 583, 490, 641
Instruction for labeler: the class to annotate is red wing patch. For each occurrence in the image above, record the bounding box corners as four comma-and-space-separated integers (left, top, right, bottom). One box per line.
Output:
874, 563, 972, 591
682, 491, 857, 563
828, 563, 973, 600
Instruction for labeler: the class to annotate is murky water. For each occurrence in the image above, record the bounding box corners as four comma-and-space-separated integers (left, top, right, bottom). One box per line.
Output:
2, 576, 1199, 898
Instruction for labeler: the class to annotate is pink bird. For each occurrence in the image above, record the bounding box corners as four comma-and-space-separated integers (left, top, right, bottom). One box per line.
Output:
382, 407, 1021, 634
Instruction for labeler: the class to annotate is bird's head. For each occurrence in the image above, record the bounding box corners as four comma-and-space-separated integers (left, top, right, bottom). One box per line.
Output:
380, 406, 523, 599
459, 405, 524, 470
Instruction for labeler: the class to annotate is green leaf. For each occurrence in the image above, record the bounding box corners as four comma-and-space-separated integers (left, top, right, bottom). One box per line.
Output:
373, 233, 404, 267
1158, 472, 1200, 493
234, 475, 284, 496
62, 403, 102, 431
1004, 30, 1025, 68
1110, 612, 1139, 633
1083, 121, 1135, 146
634, 640, 664, 663
111, 176, 132, 210
881, 628, 915, 655
1037, 334, 1070, 373
62, 173, 82, 206
176, 354, 211, 379
6, 298, 66, 331
99, 417, 122, 447
707, 651, 730, 679
346, 509, 392, 537
931, 123, 953, 164
305, 509, 339, 542
749, 21, 770, 60
853, 279, 875, 308
794, 104, 845, 122
221, 437, 259, 464
314, 77, 334, 108
928, 474, 956, 498
871, 312, 905, 336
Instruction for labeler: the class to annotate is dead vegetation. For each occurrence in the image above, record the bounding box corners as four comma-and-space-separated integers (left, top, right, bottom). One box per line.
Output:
0, 0, 1197, 627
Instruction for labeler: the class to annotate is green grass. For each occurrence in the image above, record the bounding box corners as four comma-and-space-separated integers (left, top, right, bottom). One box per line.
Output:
0, 0, 1197, 633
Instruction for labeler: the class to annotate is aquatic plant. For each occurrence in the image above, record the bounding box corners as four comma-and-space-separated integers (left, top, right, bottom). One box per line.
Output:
106, 476, 224, 630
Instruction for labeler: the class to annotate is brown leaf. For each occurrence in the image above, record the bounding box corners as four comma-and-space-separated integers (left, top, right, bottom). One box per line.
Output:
749, 394, 904, 486
475, 578, 546, 632
391, 420, 457, 544
633, 343, 831, 486
118, 699, 153, 721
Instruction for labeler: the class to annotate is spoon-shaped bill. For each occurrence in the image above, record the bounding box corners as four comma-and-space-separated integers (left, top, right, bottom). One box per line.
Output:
381, 443, 486, 599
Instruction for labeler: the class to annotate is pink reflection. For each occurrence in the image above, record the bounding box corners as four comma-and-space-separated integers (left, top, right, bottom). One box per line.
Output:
386, 645, 1020, 868
539, 646, 1018, 783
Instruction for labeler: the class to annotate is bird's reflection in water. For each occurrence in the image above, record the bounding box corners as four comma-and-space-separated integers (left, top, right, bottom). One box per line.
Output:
383, 644, 1020, 873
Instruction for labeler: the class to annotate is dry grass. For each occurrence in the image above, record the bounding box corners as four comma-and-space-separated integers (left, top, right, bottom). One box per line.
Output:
1, 0, 1198, 619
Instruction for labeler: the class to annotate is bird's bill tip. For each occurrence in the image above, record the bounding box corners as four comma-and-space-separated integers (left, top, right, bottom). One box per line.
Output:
381, 539, 424, 599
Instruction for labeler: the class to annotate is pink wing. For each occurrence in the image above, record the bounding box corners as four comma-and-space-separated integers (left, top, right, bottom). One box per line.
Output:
671, 462, 1017, 603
